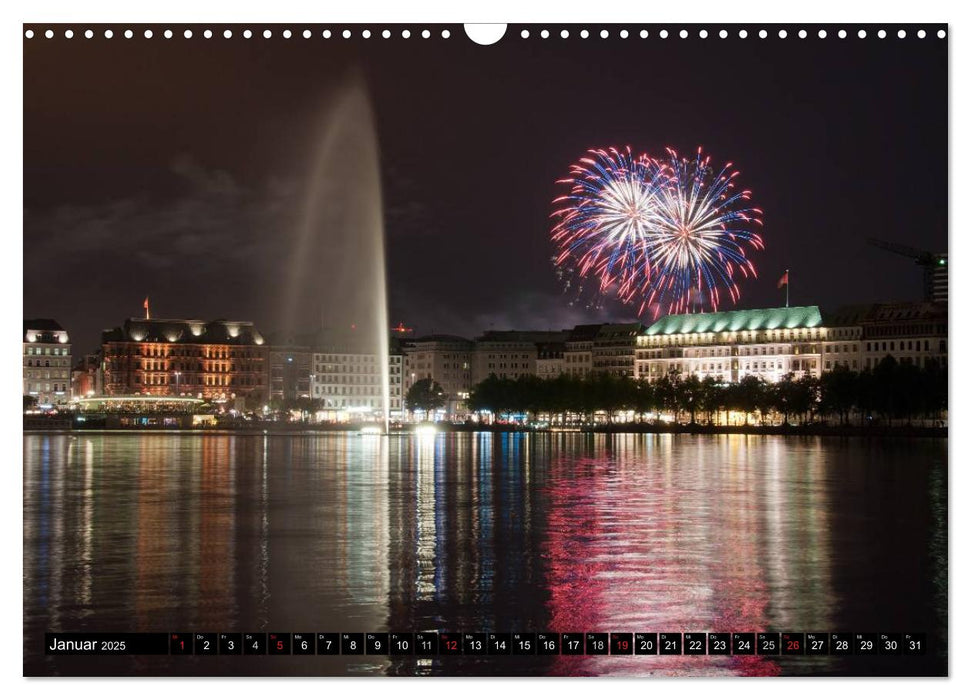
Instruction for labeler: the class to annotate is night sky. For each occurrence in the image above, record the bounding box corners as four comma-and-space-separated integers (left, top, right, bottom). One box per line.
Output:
24, 25, 948, 353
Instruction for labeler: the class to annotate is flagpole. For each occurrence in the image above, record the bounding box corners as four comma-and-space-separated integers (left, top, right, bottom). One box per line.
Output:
786, 269, 789, 308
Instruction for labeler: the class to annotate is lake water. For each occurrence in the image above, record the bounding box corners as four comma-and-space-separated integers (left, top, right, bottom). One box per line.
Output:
23, 431, 947, 676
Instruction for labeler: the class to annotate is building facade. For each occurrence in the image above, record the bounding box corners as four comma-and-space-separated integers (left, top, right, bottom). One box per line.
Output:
563, 324, 600, 377
71, 352, 104, 398
267, 346, 312, 403
855, 301, 947, 370
102, 318, 267, 401
635, 306, 827, 383
471, 330, 570, 384
536, 341, 567, 380
402, 335, 473, 416
593, 323, 645, 377
310, 349, 383, 419
389, 342, 404, 420
24, 319, 72, 406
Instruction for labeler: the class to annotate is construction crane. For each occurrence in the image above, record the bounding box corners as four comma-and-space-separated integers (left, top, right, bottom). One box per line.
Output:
866, 238, 947, 304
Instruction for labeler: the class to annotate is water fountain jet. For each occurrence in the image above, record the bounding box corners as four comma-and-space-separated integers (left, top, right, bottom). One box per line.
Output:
282, 69, 390, 433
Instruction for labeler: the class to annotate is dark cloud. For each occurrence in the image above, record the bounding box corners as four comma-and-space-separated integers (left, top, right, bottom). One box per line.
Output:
24, 157, 303, 350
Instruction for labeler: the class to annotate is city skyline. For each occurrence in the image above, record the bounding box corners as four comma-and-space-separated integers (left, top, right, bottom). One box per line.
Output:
24, 28, 947, 354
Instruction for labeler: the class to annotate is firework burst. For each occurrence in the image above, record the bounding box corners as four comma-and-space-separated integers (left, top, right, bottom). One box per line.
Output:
550, 147, 672, 307
550, 146, 764, 317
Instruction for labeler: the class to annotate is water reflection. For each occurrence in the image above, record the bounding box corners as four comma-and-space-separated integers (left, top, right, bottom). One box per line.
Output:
23, 432, 946, 676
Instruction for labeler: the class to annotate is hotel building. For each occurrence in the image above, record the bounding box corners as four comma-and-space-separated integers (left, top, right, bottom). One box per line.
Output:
102, 318, 267, 401
24, 319, 72, 406
635, 306, 828, 383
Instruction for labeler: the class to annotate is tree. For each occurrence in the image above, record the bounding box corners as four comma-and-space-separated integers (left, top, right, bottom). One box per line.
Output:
23, 395, 38, 412
679, 375, 703, 424
772, 373, 800, 425
729, 375, 766, 425
406, 378, 446, 415
795, 374, 821, 424
699, 376, 726, 425
820, 364, 857, 426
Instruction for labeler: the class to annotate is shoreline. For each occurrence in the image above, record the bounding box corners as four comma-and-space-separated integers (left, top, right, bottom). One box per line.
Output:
23, 421, 947, 439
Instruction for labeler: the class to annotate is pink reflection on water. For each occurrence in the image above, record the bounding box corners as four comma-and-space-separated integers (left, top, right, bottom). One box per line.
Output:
542, 434, 783, 676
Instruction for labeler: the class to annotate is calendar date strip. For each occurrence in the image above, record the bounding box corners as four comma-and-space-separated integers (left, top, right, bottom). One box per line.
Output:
45, 632, 926, 656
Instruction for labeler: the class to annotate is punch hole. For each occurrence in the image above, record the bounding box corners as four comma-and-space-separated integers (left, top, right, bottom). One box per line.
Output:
464, 24, 507, 45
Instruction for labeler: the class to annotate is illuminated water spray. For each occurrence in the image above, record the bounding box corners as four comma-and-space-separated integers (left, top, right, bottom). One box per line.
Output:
283, 70, 390, 431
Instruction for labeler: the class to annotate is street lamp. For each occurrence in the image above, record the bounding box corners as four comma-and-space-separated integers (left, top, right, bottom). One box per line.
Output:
174, 371, 181, 396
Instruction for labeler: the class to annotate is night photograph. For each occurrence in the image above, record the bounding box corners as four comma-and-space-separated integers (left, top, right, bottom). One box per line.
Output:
21, 14, 949, 683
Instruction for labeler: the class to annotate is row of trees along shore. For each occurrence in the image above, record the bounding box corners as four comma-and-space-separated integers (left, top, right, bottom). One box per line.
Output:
418, 356, 947, 427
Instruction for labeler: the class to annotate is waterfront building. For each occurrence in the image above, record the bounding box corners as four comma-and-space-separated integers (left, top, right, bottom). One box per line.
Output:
471, 330, 570, 384
24, 319, 72, 406
563, 324, 600, 377
310, 346, 382, 419
592, 322, 645, 377
305, 334, 406, 422
402, 335, 473, 416
854, 301, 947, 370
102, 318, 267, 402
71, 352, 104, 398
74, 395, 208, 428
267, 345, 313, 403
635, 306, 827, 383
536, 341, 567, 380
389, 339, 404, 420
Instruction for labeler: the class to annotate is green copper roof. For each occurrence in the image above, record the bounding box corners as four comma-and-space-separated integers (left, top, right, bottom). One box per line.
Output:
644, 306, 823, 336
